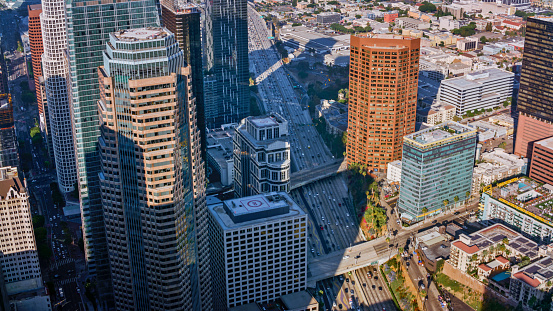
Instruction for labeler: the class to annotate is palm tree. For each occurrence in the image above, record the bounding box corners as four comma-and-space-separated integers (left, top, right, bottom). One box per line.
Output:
422, 207, 428, 222
443, 199, 449, 210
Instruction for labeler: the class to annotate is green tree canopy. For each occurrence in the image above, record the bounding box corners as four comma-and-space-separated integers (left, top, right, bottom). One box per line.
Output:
419, 1, 437, 12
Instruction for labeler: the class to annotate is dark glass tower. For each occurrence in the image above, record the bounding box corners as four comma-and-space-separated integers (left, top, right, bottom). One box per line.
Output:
514, 17, 553, 158
205, 0, 250, 128
65, 0, 159, 306
161, 2, 206, 157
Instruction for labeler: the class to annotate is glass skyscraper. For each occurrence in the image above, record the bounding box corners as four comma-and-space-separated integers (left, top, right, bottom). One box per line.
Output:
98, 27, 201, 310
398, 121, 477, 222
65, 0, 159, 305
204, 0, 250, 128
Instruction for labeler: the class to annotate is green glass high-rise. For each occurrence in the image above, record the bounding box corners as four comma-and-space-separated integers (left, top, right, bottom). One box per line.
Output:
398, 121, 477, 222
65, 0, 159, 306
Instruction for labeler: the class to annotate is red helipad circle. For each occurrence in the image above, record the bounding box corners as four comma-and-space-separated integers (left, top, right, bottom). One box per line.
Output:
247, 200, 263, 207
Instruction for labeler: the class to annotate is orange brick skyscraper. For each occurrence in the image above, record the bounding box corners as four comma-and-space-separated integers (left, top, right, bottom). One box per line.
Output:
347, 35, 420, 172
28, 4, 43, 111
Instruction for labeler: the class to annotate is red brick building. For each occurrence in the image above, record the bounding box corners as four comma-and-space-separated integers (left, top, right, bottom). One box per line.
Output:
347, 34, 419, 172
384, 12, 399, 23
529, 136, 553, 185
28, 4, 43, 114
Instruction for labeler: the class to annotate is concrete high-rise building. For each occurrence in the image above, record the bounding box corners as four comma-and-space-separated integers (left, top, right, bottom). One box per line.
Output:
204, 0, 250, 127
0, 95, 18, 168
98, 27, 204, 311
64, 0, 159, 304
233, 113, 291, 198
40, 0, 78, 193
0, 167, 42, 296
207, 192, 308, 309
514, 17, 553, 158
398, 121, 477, 222
28, 4, 44, 113
347, 35, 420, 172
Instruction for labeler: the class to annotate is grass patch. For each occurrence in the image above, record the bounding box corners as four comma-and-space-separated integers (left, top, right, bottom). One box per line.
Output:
435, 273, 463, 292
435, 273, 487, 311
380, 265, 403, 311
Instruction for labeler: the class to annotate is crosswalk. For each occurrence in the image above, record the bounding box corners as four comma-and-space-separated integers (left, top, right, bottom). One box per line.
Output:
55, 277, 77, 286
51, 258, 74, 270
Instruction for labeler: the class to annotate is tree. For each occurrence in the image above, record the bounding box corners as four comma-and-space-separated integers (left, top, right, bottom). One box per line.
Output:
356, 14, 362, 19
528, 296, 537, 309
292, 0, 297, 6
502, 237, 509, 245
419, 1, 437, 12
439, 41, 445, 47
421, 207, 428, 221
32, 215, 45, 228
454, 196, 459, 203
485, 22, 493, 31
443, 199, 449, 208
480, 36, 488, 44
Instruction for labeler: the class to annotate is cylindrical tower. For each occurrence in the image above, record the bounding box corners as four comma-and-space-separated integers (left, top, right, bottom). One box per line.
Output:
40, 0, 77, 193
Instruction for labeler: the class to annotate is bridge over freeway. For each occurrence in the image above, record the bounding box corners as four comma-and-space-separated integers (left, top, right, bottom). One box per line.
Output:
306, 236, 398, 287
290, 159, 348, 190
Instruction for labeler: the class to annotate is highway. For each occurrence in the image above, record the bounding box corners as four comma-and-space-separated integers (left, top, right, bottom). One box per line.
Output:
307, 202, 480, 283
248, 4, 334, 173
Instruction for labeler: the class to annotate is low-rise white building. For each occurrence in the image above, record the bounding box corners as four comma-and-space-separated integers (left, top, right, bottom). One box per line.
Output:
437, 68, 514, 116
387, 160, 402, 184
416, 101, 456, 125
471, 148, 528, 195
439, 16, 461, 31
207, 192, 308, 309
396, 17, 431, 30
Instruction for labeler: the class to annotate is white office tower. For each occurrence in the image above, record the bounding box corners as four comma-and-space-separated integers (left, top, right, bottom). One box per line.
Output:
207, 192, 308, 310
436, 68, 514, 116
0, 167, 42, 295
40, 0, 77, 193
233, 113, 291, 198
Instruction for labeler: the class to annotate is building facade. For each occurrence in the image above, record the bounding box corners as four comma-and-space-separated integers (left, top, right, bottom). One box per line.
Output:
64, 0, 159, 304
479, 177, 553, 242
204, 0, 250, 127
398, 121, 477, 221
529, 137, 553, 186
40, 0, 78, 193
161, 1, 206, 156
98, 28, 203, 310
0, 95, 18, 168
316, 12, 341, 24
437, 69, 514, 116
207, 192, 308, 309
515, 17, 553, 158
28, 4, 43, 114
347, 35, 420, 172
0, 167, 42, 296
233, 113, 290, 198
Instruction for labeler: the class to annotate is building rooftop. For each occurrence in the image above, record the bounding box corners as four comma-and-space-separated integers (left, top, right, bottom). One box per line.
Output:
486, 177, 553, 228
405, 121, 476, 147
441, 68, 513, 90
453, 223, 540, 258
280, 291, 317, 309
0, 167, 24, 198
208, 192, 305, 229
113, 27, 169, 42
250, 116, 279, 128
536, 136, 553, 150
